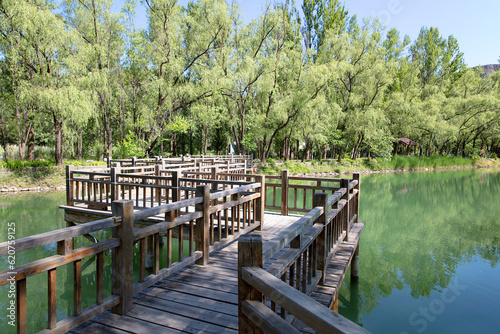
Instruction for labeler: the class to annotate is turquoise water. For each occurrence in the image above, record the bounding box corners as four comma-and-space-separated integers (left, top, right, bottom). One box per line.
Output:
339, 169, 500, 333
1, 169, 499, 333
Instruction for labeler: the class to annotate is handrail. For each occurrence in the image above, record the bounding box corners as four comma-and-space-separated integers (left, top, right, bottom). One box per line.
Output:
242, 267, 370, 333
3, 175, 265, 333
238, 173, 362, 333
0, 216, 121, 256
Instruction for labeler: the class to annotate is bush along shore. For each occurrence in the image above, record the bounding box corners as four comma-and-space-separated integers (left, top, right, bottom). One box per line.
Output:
256, 156, 500, 176
1, 156, 499, 195
0, 160, 106, 194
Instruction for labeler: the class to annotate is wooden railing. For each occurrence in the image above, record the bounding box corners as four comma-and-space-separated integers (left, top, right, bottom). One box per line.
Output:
265, 170, 358, 215
0, 180, 265, 334
107, 154, 252, 168
66, 163, 248, 210
238, 174, 367, 333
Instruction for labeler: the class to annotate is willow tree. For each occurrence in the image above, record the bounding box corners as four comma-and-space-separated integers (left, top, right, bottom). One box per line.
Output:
62, 0, 127, 159
141, 0, 232, 155
0, 0, 94, 165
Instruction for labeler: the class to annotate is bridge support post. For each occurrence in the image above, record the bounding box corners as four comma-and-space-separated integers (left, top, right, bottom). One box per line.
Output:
111, 200, 134, 315
281, 170, 289, 216
238, 233, 263, 333
351, 245, 360, 280
195, 185, 210, 265
255, 175, 265, 231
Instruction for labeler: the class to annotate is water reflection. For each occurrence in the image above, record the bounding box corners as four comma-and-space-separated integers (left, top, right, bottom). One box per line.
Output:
339, 169, 500, 333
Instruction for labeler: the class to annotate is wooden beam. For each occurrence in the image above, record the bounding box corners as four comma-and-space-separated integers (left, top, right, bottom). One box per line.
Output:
195, 185, 210, 265
281, 170, 289, 216
238, 234, 263, 333
111, 200, 134, 315
241, 300, 300, 334
242, 267, 370, 334
314, 193, 328, 286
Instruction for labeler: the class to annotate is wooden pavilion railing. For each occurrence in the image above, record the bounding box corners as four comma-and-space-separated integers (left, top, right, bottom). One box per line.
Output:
238, 174, 367, 333
107, 154, 252, 168
0, 180, 265, 334
66, 162, 248, 210
265, 170, 360, 215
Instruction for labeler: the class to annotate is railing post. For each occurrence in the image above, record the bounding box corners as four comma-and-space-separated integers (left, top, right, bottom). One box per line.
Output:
110, 166, 117, 202
155, 165, 161, 204
314, 193, 328, 285
211, 166, 218, 181
281, 170, 289, 216
111, 200, 134, 315
238, 233, 263, 333
353, 173, 360, 224
66, 165, 75, 206
131, 156, 137, 167
341, 179, 350, 242
195, 185, 210, 265
255, 175, 265, 231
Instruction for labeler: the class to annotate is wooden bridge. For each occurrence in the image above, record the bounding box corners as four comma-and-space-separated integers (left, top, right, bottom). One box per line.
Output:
0, 157, 368, 334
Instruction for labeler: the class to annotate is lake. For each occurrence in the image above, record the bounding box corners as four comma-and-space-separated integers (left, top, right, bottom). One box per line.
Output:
1, 168, 499, 333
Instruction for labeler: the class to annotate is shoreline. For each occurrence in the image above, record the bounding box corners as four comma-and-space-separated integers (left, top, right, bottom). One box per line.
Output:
295, 164, 500, 177
2, 164, 499, 196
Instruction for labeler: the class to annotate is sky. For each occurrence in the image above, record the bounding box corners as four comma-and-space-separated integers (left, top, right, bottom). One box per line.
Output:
119, 0, 500, 67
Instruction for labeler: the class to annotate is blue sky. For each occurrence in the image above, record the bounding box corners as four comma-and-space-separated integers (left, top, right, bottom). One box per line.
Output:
119, 0, 500, 67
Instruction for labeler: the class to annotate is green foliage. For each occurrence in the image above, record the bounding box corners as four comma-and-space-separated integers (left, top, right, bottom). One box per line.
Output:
3, 159, 52, 169
266, 158, 277, 168
114, 131, 146, 159
0, 1, 499, 166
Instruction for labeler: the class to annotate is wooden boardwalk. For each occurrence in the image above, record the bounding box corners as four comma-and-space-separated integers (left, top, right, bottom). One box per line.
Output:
70, 213, 364, 334
1, 166, 365, 333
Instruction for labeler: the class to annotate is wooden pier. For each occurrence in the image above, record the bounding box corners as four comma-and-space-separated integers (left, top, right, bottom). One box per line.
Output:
0, 156, 368, 334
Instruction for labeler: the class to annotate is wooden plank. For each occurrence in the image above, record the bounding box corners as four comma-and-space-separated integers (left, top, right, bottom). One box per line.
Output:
70, 321, 132, 334
132, 252, 202, 294
125, 304, 237, 334
159, 280, 238, 304
135, 295, 238, 330
93, 314, 182, 333
140, 287, 238, 316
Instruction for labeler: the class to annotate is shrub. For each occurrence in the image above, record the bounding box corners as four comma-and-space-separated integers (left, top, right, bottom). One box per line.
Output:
4, 159, 53, 169
266, 158, 277, 168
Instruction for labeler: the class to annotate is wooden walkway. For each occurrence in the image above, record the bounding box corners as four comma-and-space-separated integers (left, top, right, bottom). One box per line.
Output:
70, 213, 364, 334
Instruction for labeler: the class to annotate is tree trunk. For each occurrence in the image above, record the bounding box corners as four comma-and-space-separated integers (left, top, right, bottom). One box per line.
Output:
0, 126, 8, 162
77, 130, 83, 160
203, 125, 208, 155
27, 127, 35, 160
53, 114, 63, 167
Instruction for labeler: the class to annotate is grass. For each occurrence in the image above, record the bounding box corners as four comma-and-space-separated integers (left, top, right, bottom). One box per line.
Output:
0, 159, 106, 188
256, 155, 500, 176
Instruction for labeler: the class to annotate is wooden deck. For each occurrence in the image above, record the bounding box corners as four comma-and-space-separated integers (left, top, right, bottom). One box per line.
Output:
70, 213, 364, 334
